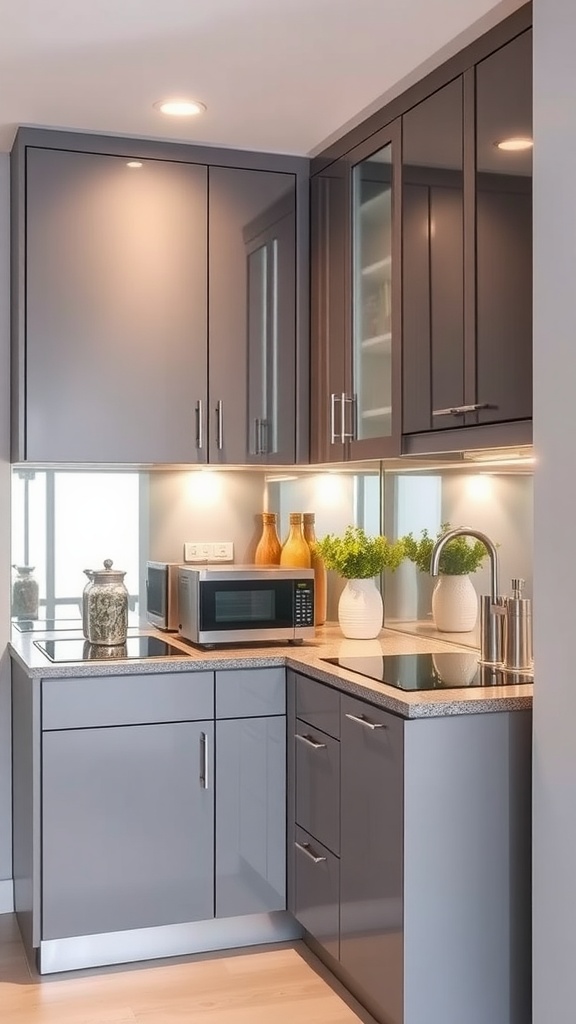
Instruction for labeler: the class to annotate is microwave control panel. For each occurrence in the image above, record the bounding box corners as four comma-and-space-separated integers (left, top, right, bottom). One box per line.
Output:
294, 582, 314, 627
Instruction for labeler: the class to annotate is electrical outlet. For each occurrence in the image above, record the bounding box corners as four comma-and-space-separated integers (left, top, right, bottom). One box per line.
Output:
183, 542, 209, 562
211, 542, 234, 562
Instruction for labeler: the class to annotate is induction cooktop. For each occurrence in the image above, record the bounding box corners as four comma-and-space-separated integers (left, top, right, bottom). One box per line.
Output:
321, 652, 533, 690
35, 636, 191, 663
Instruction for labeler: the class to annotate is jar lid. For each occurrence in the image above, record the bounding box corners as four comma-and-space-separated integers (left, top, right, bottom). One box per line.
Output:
12, 564, 35, 574
89, 559, 126, 582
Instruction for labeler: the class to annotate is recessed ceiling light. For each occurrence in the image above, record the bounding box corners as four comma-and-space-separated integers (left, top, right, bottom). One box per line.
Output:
495, 137, 533, 152
126, 161, 143, 169
153, 99, 206, 117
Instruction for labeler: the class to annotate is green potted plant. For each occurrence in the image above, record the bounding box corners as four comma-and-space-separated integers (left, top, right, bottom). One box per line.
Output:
402, 523, 489, 633
316, 526, 405, 638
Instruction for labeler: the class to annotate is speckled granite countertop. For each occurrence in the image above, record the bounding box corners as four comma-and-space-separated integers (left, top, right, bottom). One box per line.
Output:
9, 623, 533, 719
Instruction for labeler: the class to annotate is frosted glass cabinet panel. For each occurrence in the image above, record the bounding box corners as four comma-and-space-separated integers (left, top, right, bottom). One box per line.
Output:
352, 143, 393, 443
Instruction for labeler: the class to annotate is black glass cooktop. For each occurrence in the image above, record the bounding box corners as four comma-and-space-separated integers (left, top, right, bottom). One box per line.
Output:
35, 636, 190, 663
321, 652, 533, 690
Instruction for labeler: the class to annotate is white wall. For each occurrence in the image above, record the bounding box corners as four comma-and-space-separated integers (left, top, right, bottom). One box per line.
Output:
533, 1, 576, 1019
0, 154, 13, 909
148, 470, 267, 564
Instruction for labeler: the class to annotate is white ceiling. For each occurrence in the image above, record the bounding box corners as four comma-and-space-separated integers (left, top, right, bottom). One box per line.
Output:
0, 0, 526, 156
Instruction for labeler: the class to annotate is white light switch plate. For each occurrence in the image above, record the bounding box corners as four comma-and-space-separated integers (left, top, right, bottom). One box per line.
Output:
183, 541, 234, 562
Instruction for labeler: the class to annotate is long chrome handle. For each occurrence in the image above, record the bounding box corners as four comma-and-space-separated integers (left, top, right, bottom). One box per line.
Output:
295, 841, 327, 864
196, 400, 204, 449
345, 713, 385, 731
340, 391, 347, 443
342, 394, 357, 441
295, 732, 327, 750
200, 731, 209, 789
432, 403, 493, 417
216, 400, 223, 451
254, 418, 265, 456
330, 393, 339, 445
260, 419, 269, 455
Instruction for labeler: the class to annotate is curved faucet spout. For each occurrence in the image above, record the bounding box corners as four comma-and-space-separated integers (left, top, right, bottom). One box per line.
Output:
430, 526, 499, 600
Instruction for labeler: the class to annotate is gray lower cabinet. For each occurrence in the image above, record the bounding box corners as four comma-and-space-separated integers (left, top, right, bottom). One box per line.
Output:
289, 671, 532, 1024
215, 667, 286, 918
12, 662, 292, 974
339, 696, 404, 1024
42, 720, 214, 940
216, 716, 286, 917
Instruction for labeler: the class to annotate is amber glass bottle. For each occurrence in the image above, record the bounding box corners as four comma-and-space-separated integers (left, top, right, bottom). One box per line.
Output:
254, 512, 282, 566
303, 512, 327, 626
280, 513, 311, 568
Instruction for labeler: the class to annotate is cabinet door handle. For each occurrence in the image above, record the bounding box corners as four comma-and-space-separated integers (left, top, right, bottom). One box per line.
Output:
432, 403, 493, 417
216, 400, 223, 450
330, 393, 340, 445
196, 400, 204, 449
295, 841, 327, 864
342, 394, 357, 441
345, 712, 385, 731
200, 731, 209, 789
295, 732, 327, 750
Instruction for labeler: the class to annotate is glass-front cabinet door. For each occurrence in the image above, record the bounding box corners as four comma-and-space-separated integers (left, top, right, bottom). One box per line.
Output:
346, 121, 401, 459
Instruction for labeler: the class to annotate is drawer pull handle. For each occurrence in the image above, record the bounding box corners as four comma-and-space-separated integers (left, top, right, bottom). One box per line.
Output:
295, 841, 327, 864
345, 712, 385, 731
295, 733, 327, 750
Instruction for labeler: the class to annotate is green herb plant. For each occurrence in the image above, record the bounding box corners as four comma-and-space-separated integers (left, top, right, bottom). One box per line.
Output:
402, 523, 489, 576
315, 526, 405, 579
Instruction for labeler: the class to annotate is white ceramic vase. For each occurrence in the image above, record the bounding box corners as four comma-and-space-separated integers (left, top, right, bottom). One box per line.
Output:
338, 577, 384, 639
431, 573, 478, 633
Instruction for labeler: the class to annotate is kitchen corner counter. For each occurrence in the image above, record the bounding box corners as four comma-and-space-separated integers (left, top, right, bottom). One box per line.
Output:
9, 623, 533, 720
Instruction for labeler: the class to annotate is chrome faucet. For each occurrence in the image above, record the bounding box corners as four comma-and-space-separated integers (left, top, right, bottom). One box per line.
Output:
430, 526, 504, 666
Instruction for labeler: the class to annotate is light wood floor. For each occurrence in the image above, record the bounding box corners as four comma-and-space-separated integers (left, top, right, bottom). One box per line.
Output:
0, 914, 376, 1024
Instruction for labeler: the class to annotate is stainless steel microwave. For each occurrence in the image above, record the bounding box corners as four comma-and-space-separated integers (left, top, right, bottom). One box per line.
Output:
145, 561, 182, 631
177, 565, 315, 646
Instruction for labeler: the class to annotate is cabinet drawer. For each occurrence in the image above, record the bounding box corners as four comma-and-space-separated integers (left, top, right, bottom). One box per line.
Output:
294, 826, 339, 963
216, 668, 285, 719
295, 720, 340, 855
295, 674, 340, 738
42, 672, 214, 730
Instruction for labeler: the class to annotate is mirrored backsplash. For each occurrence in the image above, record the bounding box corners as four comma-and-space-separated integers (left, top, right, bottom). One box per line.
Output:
11, 463, 532, 644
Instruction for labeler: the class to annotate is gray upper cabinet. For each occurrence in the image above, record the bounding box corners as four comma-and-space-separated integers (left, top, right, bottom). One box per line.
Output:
22, 147, 208, 464
310, 122, 402, 463
209, 168, 297, 464
12, 131, 308, 465
402, 26, 532, 445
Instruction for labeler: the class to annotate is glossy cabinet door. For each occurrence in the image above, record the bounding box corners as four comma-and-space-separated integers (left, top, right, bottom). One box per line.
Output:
310, 162, 348, 462
24, 148, 208, 463
340, 696, 404, 1024
42, 721, 214, 940
209, 167, 297, 464
216, 715, 286, 918
348, 122, 401, 458
402, 77, 465, 434
474, 27, 532, 427
402, 26, 532, 440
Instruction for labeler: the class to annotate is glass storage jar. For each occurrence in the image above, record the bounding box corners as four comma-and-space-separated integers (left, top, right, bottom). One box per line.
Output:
85, 559, 128, 646
12, 565, 39, 620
